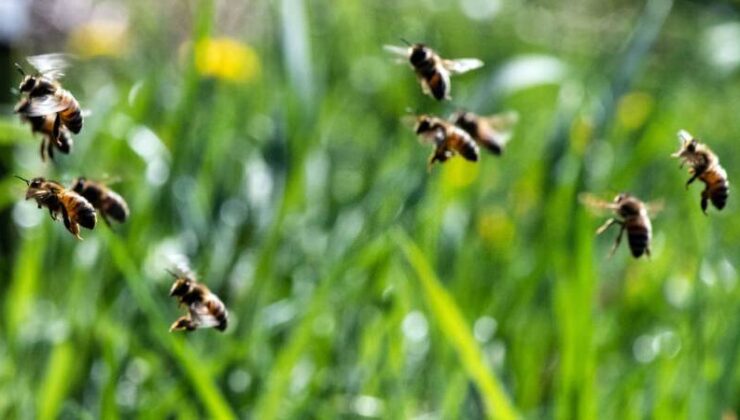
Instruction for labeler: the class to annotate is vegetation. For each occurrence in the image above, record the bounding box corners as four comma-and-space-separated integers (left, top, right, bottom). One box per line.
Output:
0, 0, 738, 418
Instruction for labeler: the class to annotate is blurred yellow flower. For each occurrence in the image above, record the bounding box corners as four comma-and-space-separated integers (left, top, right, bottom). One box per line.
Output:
477, 209, 515, 249
617, 91, 654, 130
67, 21, 129, 58
195, 38, 261, 83
442, 157, 479, 190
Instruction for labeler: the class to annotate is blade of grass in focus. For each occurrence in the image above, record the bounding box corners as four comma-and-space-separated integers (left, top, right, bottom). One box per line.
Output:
393, 228, 519, 420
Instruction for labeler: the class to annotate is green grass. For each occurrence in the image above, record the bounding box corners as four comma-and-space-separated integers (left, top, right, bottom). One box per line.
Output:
1, 0, 739, 418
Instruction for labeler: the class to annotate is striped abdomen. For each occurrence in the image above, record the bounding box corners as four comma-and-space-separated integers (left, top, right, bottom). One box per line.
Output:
56, 90, 83, 134
626, 218, 651, 258
102, 191, 130, 222
61, 192, 97, 230
449, 128, 479, 162
700, 166, 729, 210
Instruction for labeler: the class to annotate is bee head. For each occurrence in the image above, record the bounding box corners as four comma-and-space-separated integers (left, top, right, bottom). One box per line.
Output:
22, 177, 48, 200
18, 76, 36, 93
415, 115, 433, 134
70, 177, 86, 193
409, 44, 431, 66
687, 139, 697, 153
169, 276, 193, 297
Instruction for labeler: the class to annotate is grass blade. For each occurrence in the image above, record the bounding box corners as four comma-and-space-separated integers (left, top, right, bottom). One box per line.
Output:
393, 228, 518, 420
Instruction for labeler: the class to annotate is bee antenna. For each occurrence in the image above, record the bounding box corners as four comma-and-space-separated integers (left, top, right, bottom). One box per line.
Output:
400, 38, 412, 46
14, 63, 26, 76
14, 175, 30, 185
165, 268, 179, 278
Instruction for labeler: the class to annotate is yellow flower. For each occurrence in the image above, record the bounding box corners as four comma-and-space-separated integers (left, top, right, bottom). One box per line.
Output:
67, 21, 128, 58
194, 38, 260, 83
442, 157, 479, 191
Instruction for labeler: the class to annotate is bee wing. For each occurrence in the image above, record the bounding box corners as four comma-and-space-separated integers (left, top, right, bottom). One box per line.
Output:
20, 95, 68, 117
481, 111, 520, 146
188, 299, 222, 329
579, 193, 619, 213
401, 115, 418, 129
677, 129, 693, 144
442, 58, 484, 75
26, 53, 73, 80
646, 199, 664, 216
483, 111, 520, 132
383, 44, 410, 58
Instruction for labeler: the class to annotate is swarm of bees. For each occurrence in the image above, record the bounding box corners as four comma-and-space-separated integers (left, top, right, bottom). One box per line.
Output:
9, 53, 229, 334
6, 38, 732, 340
18, 176, 97, 240
386, 41, 518, 169
386, 42, 729, 259
168, 267, 229, 333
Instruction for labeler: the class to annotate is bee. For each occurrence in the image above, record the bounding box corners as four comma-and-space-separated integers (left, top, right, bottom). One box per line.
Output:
14, 55, 83, 161
17, 176, 96, 240
70, 177, 130, 226
410, 114, 479, 170
15, 54, 83, 134
14, 99, 73, 161
168, 268, 228, 332
450, 111, 519, 156
384, 42, 483, 100
580, 193, 661, 258
672, 130, 729, 213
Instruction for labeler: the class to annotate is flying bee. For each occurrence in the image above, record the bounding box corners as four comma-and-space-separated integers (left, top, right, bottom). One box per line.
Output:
408, 114, 479, 170
450, 111, 519, 156
384, 42, 483, 100
14, 54, 84, 153
580, 193, 662, 258
17, 175, 96, 240
70, 177, 130, 226
672, 130, 729, 213
168, 268, 228, 332
14, 98, 73, 161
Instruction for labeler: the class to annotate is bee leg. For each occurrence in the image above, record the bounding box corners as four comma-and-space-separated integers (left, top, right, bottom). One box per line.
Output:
685, 174, 698, 189
39, 138, 46, 162
47, 137, 55, 161
61, 206, 82, 240
609, 224, 626, 258
596, 218, 618, 235
701, 189, 709, 215
52, 112, 61, 141
48, 208, 56, 221
101, 213, 112, 227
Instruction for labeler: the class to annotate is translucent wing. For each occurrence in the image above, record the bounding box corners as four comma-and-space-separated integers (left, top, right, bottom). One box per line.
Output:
401, 115, 418, 129
646, 199, 664, 216
21, 95, 67, 117
677, 129, 693, 144
383, 45, 410, 58
442, 58, 484, 75
26, 53, 73, 80
188, 298, 223, 329
483, 111, 520, 133
579, 193, 618, 213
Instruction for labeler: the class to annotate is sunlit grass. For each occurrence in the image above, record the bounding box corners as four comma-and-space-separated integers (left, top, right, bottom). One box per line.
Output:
1, 0, 739, 419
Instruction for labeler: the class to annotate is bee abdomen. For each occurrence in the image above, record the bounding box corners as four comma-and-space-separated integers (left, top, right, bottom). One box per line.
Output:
480, 135, 504, 155
72, 199, 97, 229
105, 199, 130, 222
216, 311, 228, 331
58, 92, 83, 134
626, 223, 650, 257
709, 175, 729, 210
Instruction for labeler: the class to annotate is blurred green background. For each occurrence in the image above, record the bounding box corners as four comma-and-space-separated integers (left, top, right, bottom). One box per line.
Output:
0, 0, 739, 418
